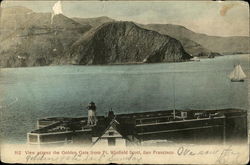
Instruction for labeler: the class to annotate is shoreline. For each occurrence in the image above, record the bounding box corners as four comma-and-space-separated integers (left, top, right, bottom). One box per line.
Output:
0, 57, 247, 70
1, 54, 250, 69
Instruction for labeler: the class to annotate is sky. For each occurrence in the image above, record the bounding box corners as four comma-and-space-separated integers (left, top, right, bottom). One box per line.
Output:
1, 0, 249, 37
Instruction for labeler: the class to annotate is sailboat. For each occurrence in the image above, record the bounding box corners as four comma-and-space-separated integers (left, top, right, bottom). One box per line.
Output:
229, 64, 247, 82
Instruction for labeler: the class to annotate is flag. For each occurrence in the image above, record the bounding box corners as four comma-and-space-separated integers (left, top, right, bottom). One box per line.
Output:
52, 1, 63, 15
51, 1, 63, 24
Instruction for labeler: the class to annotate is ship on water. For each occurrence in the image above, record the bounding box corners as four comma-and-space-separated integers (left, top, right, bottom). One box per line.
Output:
27, 102, 248, 146
229, 64, 247, 82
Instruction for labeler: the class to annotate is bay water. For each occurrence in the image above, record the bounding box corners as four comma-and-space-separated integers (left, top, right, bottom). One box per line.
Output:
0, 54, 249, 143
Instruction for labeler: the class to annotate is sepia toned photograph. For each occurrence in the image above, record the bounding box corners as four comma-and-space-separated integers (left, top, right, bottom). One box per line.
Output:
0, 0, 249, 164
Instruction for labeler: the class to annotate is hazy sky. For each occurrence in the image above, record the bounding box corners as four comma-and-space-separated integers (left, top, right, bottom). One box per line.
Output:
1, 0, 249, 37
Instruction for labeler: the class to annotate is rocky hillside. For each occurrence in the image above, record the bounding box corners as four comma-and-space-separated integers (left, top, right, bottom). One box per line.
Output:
66, 21, 191, 65
177, 37, 221, 57
1, 6, 247, 68
72, 16, 114, 28
72, 18, 221, 58
0, 7, 191, 67
0, 6, 91, 67
142, 24, 249, 55
139, 24, 220, 57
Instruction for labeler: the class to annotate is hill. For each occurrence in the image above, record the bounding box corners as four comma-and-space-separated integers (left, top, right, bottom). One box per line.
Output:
0, 6, 91, 67
66, 21, 191, 65
72, 16, 114, 28
142, 24, 249, 55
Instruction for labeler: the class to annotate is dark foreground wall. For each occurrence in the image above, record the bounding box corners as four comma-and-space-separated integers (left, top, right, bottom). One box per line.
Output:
136, 109, 248, 144
224, 110, 248, 144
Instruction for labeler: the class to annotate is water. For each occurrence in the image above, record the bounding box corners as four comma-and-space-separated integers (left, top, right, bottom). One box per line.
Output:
0, 54, 249, 143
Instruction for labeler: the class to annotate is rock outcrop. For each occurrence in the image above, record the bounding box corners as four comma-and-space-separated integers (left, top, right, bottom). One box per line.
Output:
67, 21, 191, 65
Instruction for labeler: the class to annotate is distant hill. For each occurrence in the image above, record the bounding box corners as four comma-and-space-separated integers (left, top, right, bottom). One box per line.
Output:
0, 6, 248, 68
142, 24, 249, 55
72, 18, 221, 58
176, 37, 221, 57
0, 7, 190, 67
139, 24, 220, 57
72, 16, 114, 28
65, 21, 191, 64
0, 6, 91, 67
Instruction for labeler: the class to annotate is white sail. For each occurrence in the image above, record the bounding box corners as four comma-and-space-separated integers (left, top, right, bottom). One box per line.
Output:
229, 64, 246, 81
237, 65, 247, 79
52, 1, 63, 15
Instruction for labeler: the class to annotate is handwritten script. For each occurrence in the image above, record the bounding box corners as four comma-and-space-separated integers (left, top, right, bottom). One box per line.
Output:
177, 145, 241, 164
25, 151, 142, 163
